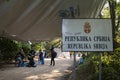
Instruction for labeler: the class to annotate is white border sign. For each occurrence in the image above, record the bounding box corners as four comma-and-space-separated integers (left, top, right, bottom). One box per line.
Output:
62, 19, 113, 52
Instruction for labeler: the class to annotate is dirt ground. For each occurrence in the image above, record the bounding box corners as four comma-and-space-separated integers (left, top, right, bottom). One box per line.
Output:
0, 58, 74, 80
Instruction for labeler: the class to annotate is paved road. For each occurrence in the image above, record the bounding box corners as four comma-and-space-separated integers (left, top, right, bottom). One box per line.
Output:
0, 58, 75, 80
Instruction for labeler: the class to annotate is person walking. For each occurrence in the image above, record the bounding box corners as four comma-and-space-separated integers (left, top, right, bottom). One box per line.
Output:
50, 47, 57, 66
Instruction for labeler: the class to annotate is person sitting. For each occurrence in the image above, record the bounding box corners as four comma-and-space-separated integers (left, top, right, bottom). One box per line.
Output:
15, 49, 25, 67
79, 54, 84, 65
15, 52, 22, 67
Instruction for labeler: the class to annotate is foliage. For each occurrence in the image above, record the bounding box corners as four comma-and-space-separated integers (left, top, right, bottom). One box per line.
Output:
101, 3, 110, 18
76, 51, 120, 80
75, 53, 96, 80
0, 37, 19, 62
21, 42, 31, 55
88, 1, 120, 78
31, 38, 61, 56
0, 37, 31, 62
91, 51, 120, 80
0, 36, 61, 62
51, 38, 61, 48
87, 52, 116, 79
102, 67, 119, 80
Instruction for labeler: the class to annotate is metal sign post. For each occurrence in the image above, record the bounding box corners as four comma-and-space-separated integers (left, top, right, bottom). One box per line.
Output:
73, 52, 76, 80
99, 53, 102, 80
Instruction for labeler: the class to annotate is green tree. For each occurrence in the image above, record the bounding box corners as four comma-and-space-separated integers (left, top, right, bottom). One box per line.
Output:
79, 1, 120, 80
0, 37, 19, 62
0, 37, 31, 62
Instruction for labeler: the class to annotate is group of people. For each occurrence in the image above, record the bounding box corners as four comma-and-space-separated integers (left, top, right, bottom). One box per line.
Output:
15, 49, 36, 67
15, 46, 57, 67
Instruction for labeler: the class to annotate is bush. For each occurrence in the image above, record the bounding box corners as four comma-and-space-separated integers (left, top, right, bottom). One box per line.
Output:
102, 67, 120, 80
0, 37, 19, 62
76, 56, 96, 80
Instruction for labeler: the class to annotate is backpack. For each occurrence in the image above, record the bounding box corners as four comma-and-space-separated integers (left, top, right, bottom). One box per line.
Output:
52, 51, 57, 58
54, 51, 57, 58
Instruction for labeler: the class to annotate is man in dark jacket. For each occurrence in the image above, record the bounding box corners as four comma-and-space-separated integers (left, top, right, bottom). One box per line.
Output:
28, 49, 36, 67
50, 47, 57, 66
